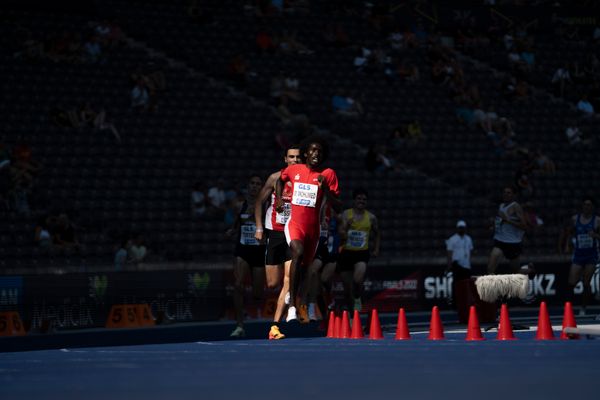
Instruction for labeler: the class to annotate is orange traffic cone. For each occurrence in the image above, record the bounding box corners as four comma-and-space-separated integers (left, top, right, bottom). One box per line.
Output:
351, 310, 364, 339
497, 304, 516, 340
369, 309, 384, 340
326, 310, 336, 338
535, 301, 555, 340
341, 310, 352, 339
394, 308, 411, 340
334, 313, 341, 338
465, 305, 484, 341
428, 306, 445, 340
560, 302, 578, 340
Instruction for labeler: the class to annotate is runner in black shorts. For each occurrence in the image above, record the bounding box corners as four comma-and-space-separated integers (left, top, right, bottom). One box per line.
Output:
229, 174, 265, 338
254, 145, 301, 339
338, 188, 380, 312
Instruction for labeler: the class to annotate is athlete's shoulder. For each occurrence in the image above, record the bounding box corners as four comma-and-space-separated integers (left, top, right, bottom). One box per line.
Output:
270, 170, 282, 180
321, 167, 338, 177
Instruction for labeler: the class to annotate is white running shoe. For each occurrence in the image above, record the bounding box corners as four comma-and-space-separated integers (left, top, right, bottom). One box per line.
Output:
284, 292, 290, 305
286, 306, 297, 322
230, 326, 245, 338
308, 303, 318, 321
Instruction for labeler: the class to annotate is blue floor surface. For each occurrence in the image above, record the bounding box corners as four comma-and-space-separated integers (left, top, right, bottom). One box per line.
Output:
1, 330, 598, 400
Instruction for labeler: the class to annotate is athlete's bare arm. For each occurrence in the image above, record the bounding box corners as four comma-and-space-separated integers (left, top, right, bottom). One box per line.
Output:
370, 213, 380, 257
317, 174, 342, 212
225, 200, 244, 238
254, 171, 280, 241
558, 215, 576, 254
274, 176, 285, 213
338, 210, 351, 243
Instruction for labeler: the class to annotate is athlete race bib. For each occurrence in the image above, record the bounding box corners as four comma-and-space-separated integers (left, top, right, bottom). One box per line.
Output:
494, 216, 503, 230
292, 183, 318, 208
347, 230, 367, 249
275, 203, 291, 225
577, 234, 594, 249
240, 224, 259, 246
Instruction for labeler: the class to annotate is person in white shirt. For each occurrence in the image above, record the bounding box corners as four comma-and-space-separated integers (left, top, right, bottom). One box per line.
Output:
446, 220, 474, 306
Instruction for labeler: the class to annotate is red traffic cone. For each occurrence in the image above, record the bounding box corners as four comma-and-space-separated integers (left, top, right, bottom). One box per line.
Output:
334, 313, 341, 338
497, 304, 516, 340
394, 308, 411, 340
428, 306, 445, 340
351, 310, 364, 339
535, 301, 555, 340
341, 310, 352, 339
326, 310, 335, 338
369, 309, 384, 340
560, 302, 579, 340
465, 305, 484, 341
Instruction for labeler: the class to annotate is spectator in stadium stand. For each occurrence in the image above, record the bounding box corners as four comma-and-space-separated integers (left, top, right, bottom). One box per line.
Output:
552, 63, 572, 98
114, 236, 132, 271
83, 34, 103, 63
559, 197, 600, 316
0, 141, 10, 210
255, 27, 277, 55
79, 103, 122, 143
322, 23, 350, 48
274, 96, 311, 134
131, 78, 150, 111
565, 121, 591, 146
10, 142, 42, 193
577, 94, 595, 116
332, 91, 364, 117
227, 54, 249, 89
278, 30, 314, 55
53, 212, 83, 255
128, 233, 147, 264
513, 80, 529, 102
207, 178, 227, 218
445, 220, 474, 307
365, 144, 395, 175
34, 215, 55, 252
520, 45, 535, 73
191, 181, 208, 218
530, 148, 555, 175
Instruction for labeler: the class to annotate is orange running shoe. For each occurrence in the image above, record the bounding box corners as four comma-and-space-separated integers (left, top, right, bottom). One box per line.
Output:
268, 325, 285, 340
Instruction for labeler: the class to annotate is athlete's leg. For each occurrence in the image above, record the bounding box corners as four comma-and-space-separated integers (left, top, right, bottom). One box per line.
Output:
341, 269, 354, 310
320, 261, 337, 309
233, 257, 250, 329
581, 264, 595, 312
265, 265, 282, 289
307, 258, 323, 306
508, 255, 521, 274
306, 257, 324, 320
273, 260, 291, 322
252, 266, 266, 301
288, 239, 304, 312
352, 261, 367, 311
486, 247, 504, 274
567, 263, 583, 303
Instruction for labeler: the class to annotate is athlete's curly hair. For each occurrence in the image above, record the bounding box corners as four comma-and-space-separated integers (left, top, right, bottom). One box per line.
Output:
300, 135, 330, 163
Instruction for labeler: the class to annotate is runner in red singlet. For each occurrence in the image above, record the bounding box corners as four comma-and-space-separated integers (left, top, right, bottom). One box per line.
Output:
276, 136, 341, 323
